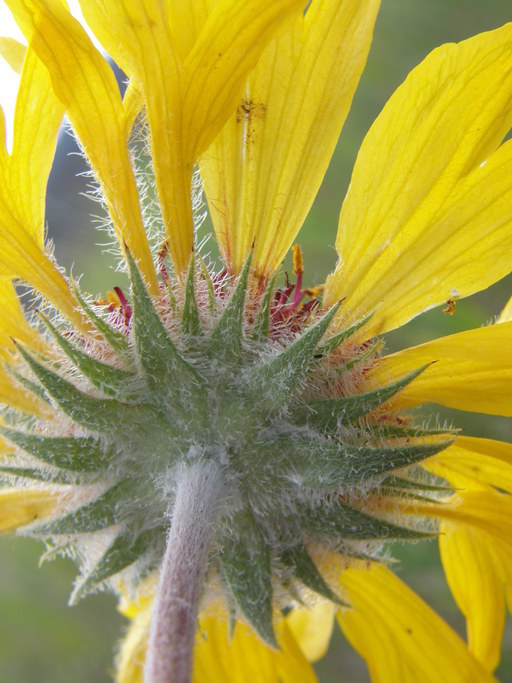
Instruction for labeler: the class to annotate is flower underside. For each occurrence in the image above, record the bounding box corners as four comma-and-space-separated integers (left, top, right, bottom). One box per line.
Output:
1, 241, 453, 645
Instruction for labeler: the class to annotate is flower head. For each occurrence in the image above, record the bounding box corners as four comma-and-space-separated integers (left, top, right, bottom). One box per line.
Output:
1, 1, 512, 682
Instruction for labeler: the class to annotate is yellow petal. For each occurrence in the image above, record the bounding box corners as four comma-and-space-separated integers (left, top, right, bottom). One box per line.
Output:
201, 0, 380, 276
194, 612, 317, 683
182, 0, 306, 162
0, 210, 79, 326
0, 36, 26, 73
0, 43, 81, 325
81, 0, 304, 276
0, 363, 49, 415
426, 436, 512, 493
168, 0, 208, 62
372, 322, 512, 416
7, 0, 157, 292
338, 563, 497, 683
453, 435, 512, 467
285, 600, 336, 662
275, 620, 319, 683
78, 0, 186, 273
193, 614, 278, 682
489, 542, 512, 600
17, 71, 58, 219
115, 597, 317, 683
7, 50, 61, 245
324, 24, 512, 336
0, 279, 52, 415
389, 490, 512, 552
0, 105, 5, 158
439, 525, 505, 671
0, 278, 42, 354
116, 597, 151, 683
358, 484, 512, 677
0, 416, 15, 454
0, 488, 56, 531
497, 293, 512, 323
0, 278, 50, 413
122, 79, 143, 134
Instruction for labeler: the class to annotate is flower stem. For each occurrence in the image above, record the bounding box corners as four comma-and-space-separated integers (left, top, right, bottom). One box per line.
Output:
144, 462, 221, 683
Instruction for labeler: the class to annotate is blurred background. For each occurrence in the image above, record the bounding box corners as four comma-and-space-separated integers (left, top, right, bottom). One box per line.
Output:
1, 1, 511, 681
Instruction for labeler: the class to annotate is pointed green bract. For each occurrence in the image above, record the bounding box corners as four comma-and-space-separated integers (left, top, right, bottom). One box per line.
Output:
38, 310, 134, 396
338, 439, 452, 485
71, 280, 128, 353
281, 542, 343, 604
0, 427, 111, 471
338, 340, 382, 373
365, 424, 456, 439
250, 434, 451, 489
333, 439, 453, 484
297, 365, 429, 430
382, 476, 453, 493
33, 479, 135, 535
251, 272, 278, 342
227, 598, 238, 641
166, 280, 178, 313
208, 254, 252, 363
17, 344, 160, 434
6, 365, 50, 402
250, 303, 341, 404
297, 499, 430, 541
337, 439, 453, 485
198, 254, 216, 313
220, 513, 277, 647
181, 254, 202, 336
315, 312, 373, 357
70, 527, 163, 604
0, 465, 79, 484
125, 249, 202, 395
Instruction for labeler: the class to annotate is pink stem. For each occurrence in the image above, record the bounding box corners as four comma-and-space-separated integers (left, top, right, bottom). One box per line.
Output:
144, 463, 221, 683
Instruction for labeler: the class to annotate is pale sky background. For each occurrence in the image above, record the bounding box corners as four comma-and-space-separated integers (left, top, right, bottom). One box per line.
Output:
0, 0, 96, 151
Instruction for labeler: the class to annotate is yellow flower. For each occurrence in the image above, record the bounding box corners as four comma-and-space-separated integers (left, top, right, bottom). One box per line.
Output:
0, 1, 512, 682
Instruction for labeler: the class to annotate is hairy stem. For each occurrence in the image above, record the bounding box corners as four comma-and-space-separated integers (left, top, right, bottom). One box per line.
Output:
144, 462, 221, 683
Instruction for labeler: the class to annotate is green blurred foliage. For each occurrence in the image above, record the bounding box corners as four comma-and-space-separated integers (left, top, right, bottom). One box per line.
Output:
2, 2, 511, 681
0, 536, 123, 683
